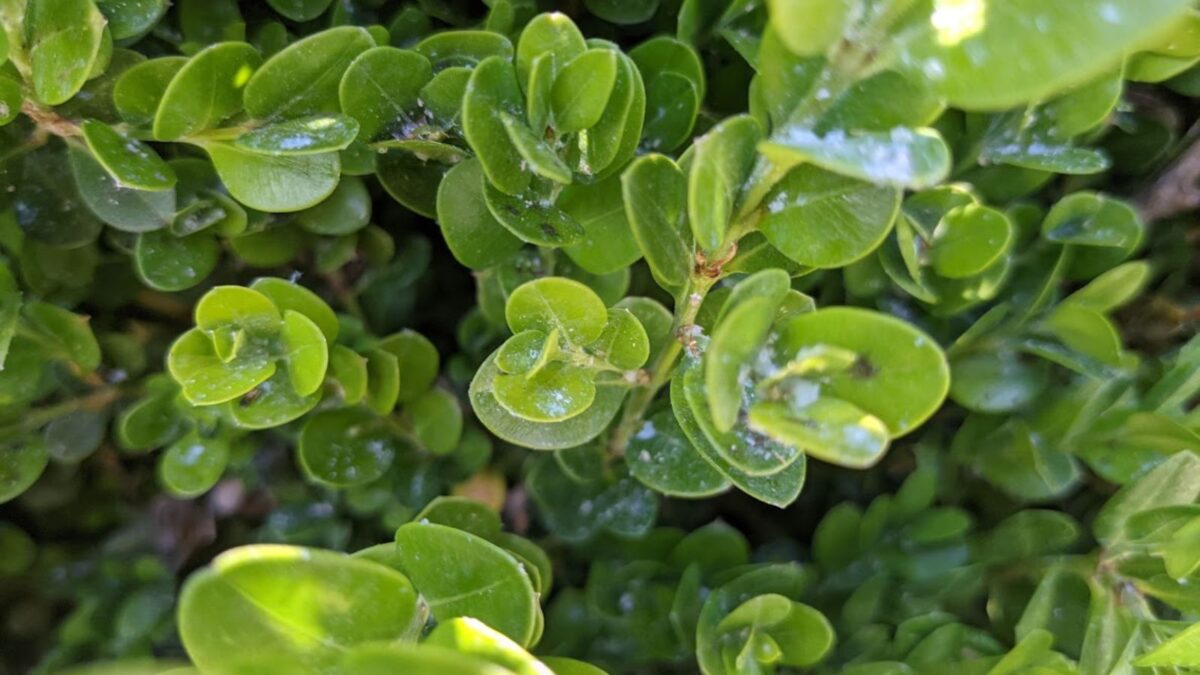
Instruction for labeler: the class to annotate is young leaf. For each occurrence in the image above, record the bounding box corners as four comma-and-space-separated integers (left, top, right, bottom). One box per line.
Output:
689, 115, 761, 253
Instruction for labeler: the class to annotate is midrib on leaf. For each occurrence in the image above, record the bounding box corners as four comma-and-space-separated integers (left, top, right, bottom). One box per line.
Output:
265, 40, 364, 121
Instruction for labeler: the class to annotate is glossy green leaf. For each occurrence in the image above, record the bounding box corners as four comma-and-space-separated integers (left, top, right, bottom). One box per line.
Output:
471, 352, 626, 450
760, 165, 900, 268
393, 522, 539, 646
70, 145, 175, 233
409, 388, 463, 455
689, 115, 761, 253
178, 545, 421, 674
761, 126, 951, 189
0, 439, 49, 504
551, 49, 618, 133
81, 120, 175, 191
436, 159, 525, 269
153, 42, 261, 140
623, 153, 691, 290
891, 0, 1194, 110
775, 307, 949, 437
26, 0, 107, 105
204, 142, 340, 212
560, 174, 641, 275
159, 432, 230, 497
299, 407, 397, 487
930, 204, 1013, 279
463, 56, 530, 196
244, 26, 375, 120
627, 409, 732, 498
376, 330, 439, 403
134, 230, 219, 292
234, 115, 359, 156
339, 47, 431, 142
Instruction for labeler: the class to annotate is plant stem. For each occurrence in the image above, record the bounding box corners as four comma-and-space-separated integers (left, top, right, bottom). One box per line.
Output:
0, 386, 122, 438
608, 272, 715, 457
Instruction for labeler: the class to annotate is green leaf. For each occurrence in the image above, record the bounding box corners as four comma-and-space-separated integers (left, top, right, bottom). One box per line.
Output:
178, 545, 421, 673
463, 56, 530, 196
168, 328, 275, 405
891, 0, 1193, 110
114, 55, 184, 124
244, 26, 375, 120
586, 0, 658, 24
760, 165, 900, 268
775, 307, 948, 437
761, 126, 951, 190
81, 120, 176, 191
689, 115, 762, 253
585, 53, 643, 178
435, 159, 525, 270
1094, 452, 1200, 545
250, 277, 338, 343
203, 142, 340, 212
409, 388, 463, 455
376, 330, 439, 403
16, 144, 104, 248
294, 174, 371, 236
97, 0, 167, 40
364, 348, 400, 415
0, 265, 20, 370
414, 30, 514, 69
299, 407, 397, 486
24, 301, 101, 373
339, 47, 432, 142
949, 351, 1047, 413
627, 409, 732, 498
506, 277, 609, 346
195, 285, 282, 335
526, 454, 657, 541
412, 497, 502, 540
0, 438, 49, 504
672, 361, 807, 507
234, 115, 359, 156
134, 230, 219, 292
26, 0, 107, 105
471, 352, 626, 450
551, 49, 618, 133
494, 362, 597, 423
1042, 304, 1124, 367
502, 113, 572, 184
393, 522, 539, 646
339, 644, 513, 675
767, 0, 850, 56
516, 12, 587, 90
280, 310, 328, 397
706, 294, 779, 432
159, 432, 230, 497
623, 154, 691, 290
560, 173, 641, 275
153, 42, 261, 140
266, 0, 332, 22
1136, 622, 1200, 667
1041, 192, 1141, 248
69, 146, 175, 233
930, 204, 1013, 279
750, 397, 891, 469
1064, 260, 1151, 312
